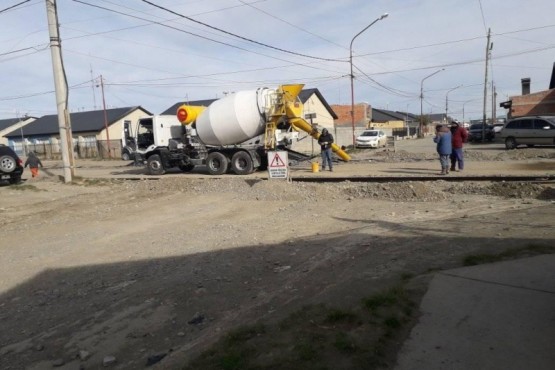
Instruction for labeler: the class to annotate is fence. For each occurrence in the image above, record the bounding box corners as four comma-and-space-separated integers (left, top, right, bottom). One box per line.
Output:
14, 140, 123, 160
392, 127, 420, 138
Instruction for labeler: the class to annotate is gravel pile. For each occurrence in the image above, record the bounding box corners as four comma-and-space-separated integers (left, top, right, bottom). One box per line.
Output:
123, 177, 555, 203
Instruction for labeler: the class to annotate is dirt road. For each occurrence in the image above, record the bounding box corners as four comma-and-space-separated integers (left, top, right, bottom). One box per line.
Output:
0, 141, 554, 369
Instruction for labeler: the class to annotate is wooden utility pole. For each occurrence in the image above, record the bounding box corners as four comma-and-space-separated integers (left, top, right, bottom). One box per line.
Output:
482, 28, 492, 142
492, 82, 497, 123
100, 75, 112, 158
45, 0, 74, 181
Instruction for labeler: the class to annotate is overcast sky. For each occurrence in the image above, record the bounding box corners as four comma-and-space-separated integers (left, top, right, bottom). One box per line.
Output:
1, 0, 554, 121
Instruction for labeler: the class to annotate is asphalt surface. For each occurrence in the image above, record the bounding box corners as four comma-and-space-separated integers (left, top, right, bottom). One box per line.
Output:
395, 254, 555, 370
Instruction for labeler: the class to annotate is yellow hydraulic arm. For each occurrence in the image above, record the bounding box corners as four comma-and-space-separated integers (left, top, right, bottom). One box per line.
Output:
267, 84, 351, 161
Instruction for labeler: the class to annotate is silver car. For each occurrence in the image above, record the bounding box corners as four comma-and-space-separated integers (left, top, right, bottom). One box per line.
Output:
355, 130, 387, 148
501, 116, 555, 149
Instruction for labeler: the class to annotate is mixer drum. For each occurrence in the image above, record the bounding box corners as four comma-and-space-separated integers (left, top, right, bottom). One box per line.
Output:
196, 88, 271, 146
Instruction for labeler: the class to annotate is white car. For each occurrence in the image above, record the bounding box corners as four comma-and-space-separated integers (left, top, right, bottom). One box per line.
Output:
355, 130, 387, 148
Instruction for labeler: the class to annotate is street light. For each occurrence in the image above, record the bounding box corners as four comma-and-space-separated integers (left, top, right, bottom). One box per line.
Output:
419, 68, 444, 138
462, 98, 480, 125
445, 85, 462, 122
350, 13, 389, 146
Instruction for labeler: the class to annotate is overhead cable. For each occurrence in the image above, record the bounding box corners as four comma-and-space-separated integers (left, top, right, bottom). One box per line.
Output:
140, 0, 344, 62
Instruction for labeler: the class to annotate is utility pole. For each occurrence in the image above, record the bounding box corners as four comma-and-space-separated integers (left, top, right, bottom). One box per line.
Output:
99, 75, 112, 158
46, 0, 73, 182
90, 64, 97, 110
492, 82, 497, 123
482, 28, 492, 142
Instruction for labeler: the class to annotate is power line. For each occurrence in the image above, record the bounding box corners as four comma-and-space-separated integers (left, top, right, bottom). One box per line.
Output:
139, 0, 344, 62
72, 0, 346, 69
237, 0, 347, 50
0, 0, 31, 14
353, 64, 416, 98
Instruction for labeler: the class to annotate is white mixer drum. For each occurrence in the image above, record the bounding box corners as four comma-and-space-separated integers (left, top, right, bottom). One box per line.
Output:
196, 88, 271, 146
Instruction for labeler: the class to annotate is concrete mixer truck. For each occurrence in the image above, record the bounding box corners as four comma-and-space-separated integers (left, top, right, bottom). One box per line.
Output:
133, 84, 350, 176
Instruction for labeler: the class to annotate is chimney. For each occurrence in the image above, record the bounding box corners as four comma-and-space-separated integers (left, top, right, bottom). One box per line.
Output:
549, 62, 555, 90
521, 78, 530, 95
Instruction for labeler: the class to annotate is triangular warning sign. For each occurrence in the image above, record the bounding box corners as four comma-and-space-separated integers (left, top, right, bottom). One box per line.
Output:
270, 152, 286, 167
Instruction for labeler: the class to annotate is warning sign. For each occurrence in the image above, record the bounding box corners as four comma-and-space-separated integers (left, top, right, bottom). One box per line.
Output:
267, 151, 288, 179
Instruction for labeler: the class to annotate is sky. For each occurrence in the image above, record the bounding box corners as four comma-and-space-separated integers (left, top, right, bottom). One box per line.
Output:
1, 0, 555, 122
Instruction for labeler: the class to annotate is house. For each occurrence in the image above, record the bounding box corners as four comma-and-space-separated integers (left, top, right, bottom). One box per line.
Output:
4, 106, 151, 157
331, 103, 371, 146
0, 116, 36, 145
500, 69, 555, 118
161, 88, 338, 155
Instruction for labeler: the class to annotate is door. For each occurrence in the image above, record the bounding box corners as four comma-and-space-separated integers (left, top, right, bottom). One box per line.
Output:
533, 119, 555, 145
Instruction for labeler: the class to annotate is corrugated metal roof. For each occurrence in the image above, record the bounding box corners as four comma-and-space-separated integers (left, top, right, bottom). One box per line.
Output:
0, 118, 21, 131
4, 106, 151, 138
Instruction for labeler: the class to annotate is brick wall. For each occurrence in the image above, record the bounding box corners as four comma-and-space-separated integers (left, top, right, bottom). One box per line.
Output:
330, 103, 370, 127
510, 88, 555, 117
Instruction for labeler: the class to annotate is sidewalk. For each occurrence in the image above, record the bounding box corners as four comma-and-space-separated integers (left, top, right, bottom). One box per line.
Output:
395, 254, 555, 370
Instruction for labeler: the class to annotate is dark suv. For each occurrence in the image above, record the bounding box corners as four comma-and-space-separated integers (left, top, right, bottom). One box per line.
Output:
0, 144, 24, 184
468, 123, 495, 142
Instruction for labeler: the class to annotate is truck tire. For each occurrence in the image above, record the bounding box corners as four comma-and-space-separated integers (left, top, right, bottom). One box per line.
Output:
147, 154, 165, 175
206, 152, 228, 175
230, 151, 254, 175
121, 150, 131, 161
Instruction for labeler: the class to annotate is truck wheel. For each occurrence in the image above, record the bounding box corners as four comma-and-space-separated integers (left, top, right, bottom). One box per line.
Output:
231, 151, 254, 175
505, 137, 516, 150
179, 164, 195, 172
147, 154, 165, 175
121, 151, 130, 161
206, 152, 228, 175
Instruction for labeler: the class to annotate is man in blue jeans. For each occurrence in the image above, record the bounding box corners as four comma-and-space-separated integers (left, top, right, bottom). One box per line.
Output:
318, 128, 334, 172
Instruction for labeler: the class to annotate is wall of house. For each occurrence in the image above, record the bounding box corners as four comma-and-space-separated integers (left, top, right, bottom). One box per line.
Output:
290, 94, 336, 154
0, 118, 36, 145
509, 89, 555, 117
96, 109, 150, 143
370, 120, 405, 129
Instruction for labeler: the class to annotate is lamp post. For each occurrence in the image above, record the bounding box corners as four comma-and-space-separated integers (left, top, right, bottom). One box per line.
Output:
445, 85, 462, 123
419, 68, 444, 138
462, 98, 479, 125
350, 13, 388, 146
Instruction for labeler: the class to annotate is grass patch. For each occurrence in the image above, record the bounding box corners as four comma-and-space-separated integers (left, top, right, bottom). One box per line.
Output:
184, 283, 417, 370
8, 184, 41, 191
362, 286, 405, 312
325, 309, 358, 324
463, 244, 555, 266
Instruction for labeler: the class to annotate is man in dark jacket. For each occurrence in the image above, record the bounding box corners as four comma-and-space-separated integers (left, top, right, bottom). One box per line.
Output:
318, 128, 334, 172
450, 121, 468, 171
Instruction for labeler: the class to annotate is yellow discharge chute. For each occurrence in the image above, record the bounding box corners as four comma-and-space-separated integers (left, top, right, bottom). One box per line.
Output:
289, 117, 351, 161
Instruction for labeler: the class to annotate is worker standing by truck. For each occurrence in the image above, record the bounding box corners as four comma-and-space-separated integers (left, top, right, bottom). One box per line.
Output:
318, 128, 334, 172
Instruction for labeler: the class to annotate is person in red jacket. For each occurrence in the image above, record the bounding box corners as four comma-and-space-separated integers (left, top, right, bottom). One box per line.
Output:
450, 121, 468, 171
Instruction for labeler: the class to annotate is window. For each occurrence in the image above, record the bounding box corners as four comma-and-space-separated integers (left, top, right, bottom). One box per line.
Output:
519, 119, 533, 129
534, 119, 554, 130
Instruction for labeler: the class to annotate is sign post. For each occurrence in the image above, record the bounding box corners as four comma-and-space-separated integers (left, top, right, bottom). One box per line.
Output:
267, 151, 289, 180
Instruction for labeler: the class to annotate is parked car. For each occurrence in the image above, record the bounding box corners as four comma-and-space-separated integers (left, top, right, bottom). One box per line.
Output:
501, 116, 555, 149
493, 123, 505, 134
355, 130, 387, 148
0, 144, 24, 184
468, 124, 495, 142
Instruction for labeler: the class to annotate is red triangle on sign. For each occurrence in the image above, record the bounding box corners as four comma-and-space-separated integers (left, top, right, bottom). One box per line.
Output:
270, 153, 286, 167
